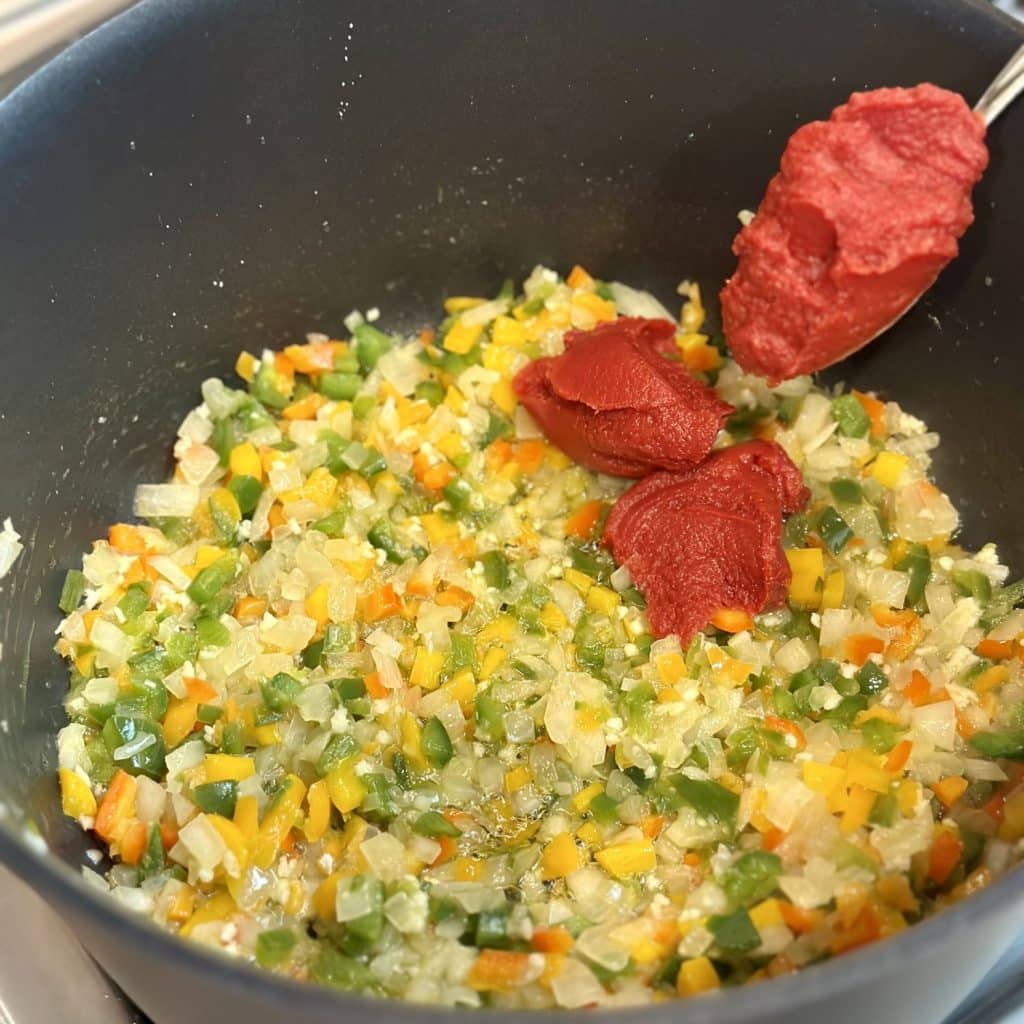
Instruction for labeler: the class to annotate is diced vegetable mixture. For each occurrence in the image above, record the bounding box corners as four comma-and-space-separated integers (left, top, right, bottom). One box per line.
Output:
55, 266, 1024, 1007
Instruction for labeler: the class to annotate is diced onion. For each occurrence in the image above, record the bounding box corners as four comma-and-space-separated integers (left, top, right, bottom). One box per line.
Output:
134, 483, 200, 518
113, 732, 156, 761
200, 378, 246, 419
377, 347, 427, 394
551, 957, 606, 1009
912, 701, 957, 750
177, 407, 212, 443
0, 517, 24, 579
608, 282, 674, 322
359, 832, 407, 881
176, 814, 227, 874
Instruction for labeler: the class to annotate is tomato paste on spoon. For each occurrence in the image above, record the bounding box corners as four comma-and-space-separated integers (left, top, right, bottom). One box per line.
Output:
720, 84, 989, 382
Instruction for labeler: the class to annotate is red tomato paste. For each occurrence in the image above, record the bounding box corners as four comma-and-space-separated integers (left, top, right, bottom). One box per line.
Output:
604, 441, 809, 641
512, 317, 732, 477
720, 84, 988, 382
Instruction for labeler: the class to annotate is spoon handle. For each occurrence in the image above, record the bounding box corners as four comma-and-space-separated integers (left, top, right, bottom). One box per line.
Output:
975, 41, 1024, 126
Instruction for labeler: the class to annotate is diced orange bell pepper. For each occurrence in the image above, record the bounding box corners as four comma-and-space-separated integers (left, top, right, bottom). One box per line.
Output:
282, 393, 327, 421
902, 670, 932, 707
184, 676, 218, 703
844, 634, 885, 666
928, 829, 963, 885
764, 715, 807, 751
885, 739, 913, 773
564, 500, 605, 540
852, 390, 886, 438
108, 523, 149, 555
233, 595, 267, 623
976, 637, 1013, 661
94, 770, 137, 843
531, 927, 575, 953
566, 265, 594, 290
515, 441, 546, 475
466, 950, 533, 993
283, 341, 342, 374
436, 586, 475, 613
361, 584, 402, 623
710, 608, 755, 633
364, 671, 388, 699
119, 821, 148, 865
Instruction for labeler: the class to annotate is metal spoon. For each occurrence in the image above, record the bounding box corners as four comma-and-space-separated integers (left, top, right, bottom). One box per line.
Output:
975, 41, 1024, 127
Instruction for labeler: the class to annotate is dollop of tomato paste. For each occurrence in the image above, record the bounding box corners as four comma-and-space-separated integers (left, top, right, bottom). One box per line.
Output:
604, 441, 809, 641
513, 317, 732, 477
721, 84, 988, 382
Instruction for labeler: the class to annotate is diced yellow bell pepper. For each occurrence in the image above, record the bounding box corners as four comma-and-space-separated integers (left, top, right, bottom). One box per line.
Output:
444, 385, 466, 413
401, 714, 428, 771
749, 898, 784, 929
897, 779, 920, 817
572, 782, 604, 813
442, 319, 484, 355
326, 760, 366, 816
443, 296, 487, 314
454, 857, 484, 882
193, 545, 225, 573
676, 956, 720, 997
801, 760, 845, 797
233, 794, 260, 842
313, 872, 341, 919
490, 378, 518, 415
539, 601, 568, 631
420, 513, 461, 546
571, 292, 617, 324
440, 668, 477, 709
563, 568, 593, 595
655, 652, 687, 686
504, 765, 531, 793
436, 432, 468, 460
166, 884, 196, 924
595, 840, 656, 879
304, 583, 330, 630
302, 466, 338, 508
478, 615, 515, 644
234, 351, 258, 383
821, 570, 846, 610
975, 664, 1010, 695
229, 441, 262, 481
840, 784, 876, 834
252, 774, 306, 869
540, 832, 583, 880
491, 315, 527, 347
203, 754, 256, 784
253, 722, 281, 747
410, 647, 444, 690
871, 451, 908, 490
59, 768, 97, 820
304, 778, 332, 843
179, 890, 236, 938
480, 645, 507, 680
586, 585, 620, 615
206, 814, 249, 878
846, 750, 891, 794
163, 697, 198, 748
785, 548, 825, 609
575, 821, 602, 847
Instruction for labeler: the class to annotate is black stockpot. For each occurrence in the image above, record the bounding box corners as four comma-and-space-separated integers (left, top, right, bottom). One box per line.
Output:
0, 2, 1022, 1021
